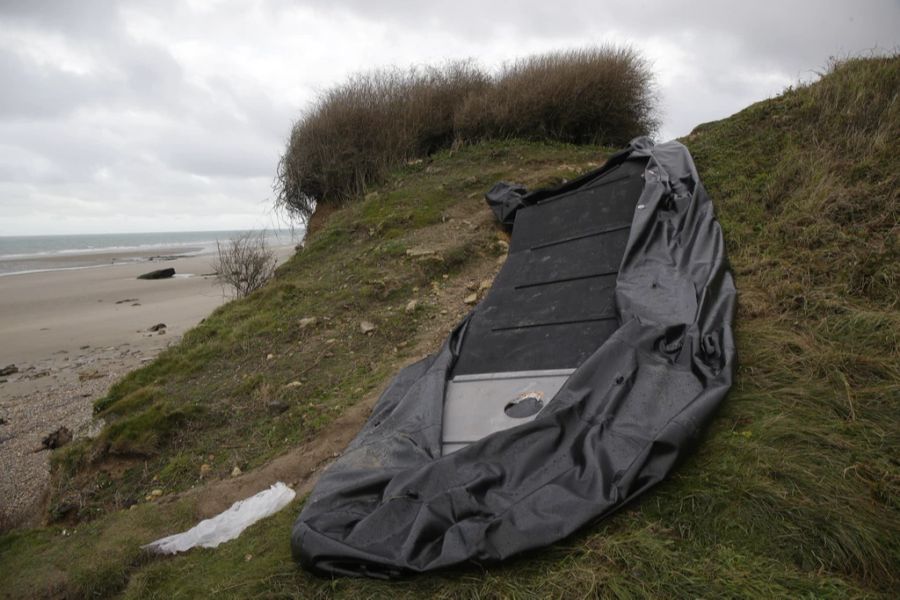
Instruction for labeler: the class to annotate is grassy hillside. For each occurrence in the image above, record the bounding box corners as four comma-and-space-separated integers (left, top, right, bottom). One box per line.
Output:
1, 56, 897, 599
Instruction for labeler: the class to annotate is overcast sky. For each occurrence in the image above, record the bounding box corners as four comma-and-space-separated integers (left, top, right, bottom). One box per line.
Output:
0, 1, 897, 236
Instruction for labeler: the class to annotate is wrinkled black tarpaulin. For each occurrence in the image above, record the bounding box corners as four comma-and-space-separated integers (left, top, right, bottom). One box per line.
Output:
291, 137, 736, 578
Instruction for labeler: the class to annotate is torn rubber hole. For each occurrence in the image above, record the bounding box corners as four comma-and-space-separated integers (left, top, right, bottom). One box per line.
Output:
504, 392, 544, 418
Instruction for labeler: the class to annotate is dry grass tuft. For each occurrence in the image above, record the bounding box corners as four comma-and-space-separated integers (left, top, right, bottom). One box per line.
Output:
212, 231, 278, 299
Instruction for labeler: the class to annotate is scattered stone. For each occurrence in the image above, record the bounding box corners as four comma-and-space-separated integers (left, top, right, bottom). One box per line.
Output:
245, 553, 253, 562
325, 338, 337, 345
266, 353, 275, 360
115, 298, 139, 304
496, 239, 510, 253
464, 293, 478, 305
266, 399, 289, 414
0, 364, 18, 376
360, 321, 376, 334
148, 323, 166, 332
41, 427, 72, 450
299, 317, 318, 329
405, 248, 435, 258
199, 463, 211, 478
231, 466, 242, 477
79, 345, 90, 350
51, 502, 77, 521
405, 299, 418, 313
78, 369, 105, 382
478, 279, 492, 294
150, 489, 163, 498
283, 381, 302, 389
137, 268, 175, 280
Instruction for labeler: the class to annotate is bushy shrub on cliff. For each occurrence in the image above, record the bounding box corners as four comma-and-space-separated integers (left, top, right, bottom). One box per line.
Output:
276, 62, 487, 219
454, 47, 656, 145
275, 46, 656, 219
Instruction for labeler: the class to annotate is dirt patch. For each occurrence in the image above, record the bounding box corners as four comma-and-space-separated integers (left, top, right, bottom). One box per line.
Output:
304, 201, 343, 238
181, 385, 382, 518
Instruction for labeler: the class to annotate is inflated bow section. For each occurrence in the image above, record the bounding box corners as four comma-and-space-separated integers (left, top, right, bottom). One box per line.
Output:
291, 137, 736, 578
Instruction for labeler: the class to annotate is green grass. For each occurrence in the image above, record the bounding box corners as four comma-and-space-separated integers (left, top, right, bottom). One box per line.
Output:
1, 56, 898, 599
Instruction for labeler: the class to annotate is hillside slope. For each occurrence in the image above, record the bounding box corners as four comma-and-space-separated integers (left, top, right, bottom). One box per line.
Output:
1, 56, 898, 599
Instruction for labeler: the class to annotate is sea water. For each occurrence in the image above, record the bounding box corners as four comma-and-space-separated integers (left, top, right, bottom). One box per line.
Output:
0, 230, 301, 276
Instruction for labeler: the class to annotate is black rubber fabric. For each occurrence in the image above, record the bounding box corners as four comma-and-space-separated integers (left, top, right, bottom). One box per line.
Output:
454, 157, 646, 375
291, 137, 736, 578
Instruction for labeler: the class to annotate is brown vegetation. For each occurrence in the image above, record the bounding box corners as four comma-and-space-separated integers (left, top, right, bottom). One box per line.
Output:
275, 47, 656, 219
211, 232, 277, 299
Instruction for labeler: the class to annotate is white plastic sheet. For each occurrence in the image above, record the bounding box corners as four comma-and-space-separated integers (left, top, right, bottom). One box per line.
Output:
144, 482, 296, 554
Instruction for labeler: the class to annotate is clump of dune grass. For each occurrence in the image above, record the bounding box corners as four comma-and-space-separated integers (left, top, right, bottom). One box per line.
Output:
275, 46, 656, 219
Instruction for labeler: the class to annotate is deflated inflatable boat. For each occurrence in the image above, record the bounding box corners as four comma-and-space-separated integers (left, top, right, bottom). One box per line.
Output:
292, 137, 736, 577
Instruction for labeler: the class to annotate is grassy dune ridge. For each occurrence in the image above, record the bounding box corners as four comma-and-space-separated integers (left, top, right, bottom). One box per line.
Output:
1, 56, 898, 598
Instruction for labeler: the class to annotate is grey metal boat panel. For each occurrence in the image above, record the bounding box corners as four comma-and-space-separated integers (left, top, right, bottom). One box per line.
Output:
441, 369, 575, 454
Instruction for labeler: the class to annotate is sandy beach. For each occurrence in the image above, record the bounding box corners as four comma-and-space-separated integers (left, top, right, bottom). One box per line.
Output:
0, 245, 295, 529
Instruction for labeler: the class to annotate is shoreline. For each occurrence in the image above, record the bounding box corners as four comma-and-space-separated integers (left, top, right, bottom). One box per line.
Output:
0, 244, 295, 530
0, 245, 207, 278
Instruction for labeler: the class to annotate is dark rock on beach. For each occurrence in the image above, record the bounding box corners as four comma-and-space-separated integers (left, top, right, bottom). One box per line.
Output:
0, 364, 18, 376
137, 268, 175, 280
41, 427, 72, 451
148, 323, 167, 332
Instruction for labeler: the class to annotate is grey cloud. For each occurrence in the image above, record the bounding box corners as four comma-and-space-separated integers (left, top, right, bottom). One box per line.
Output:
0, 49, 98, 119
157, 128, 280, 179
0, 0, 122, 38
